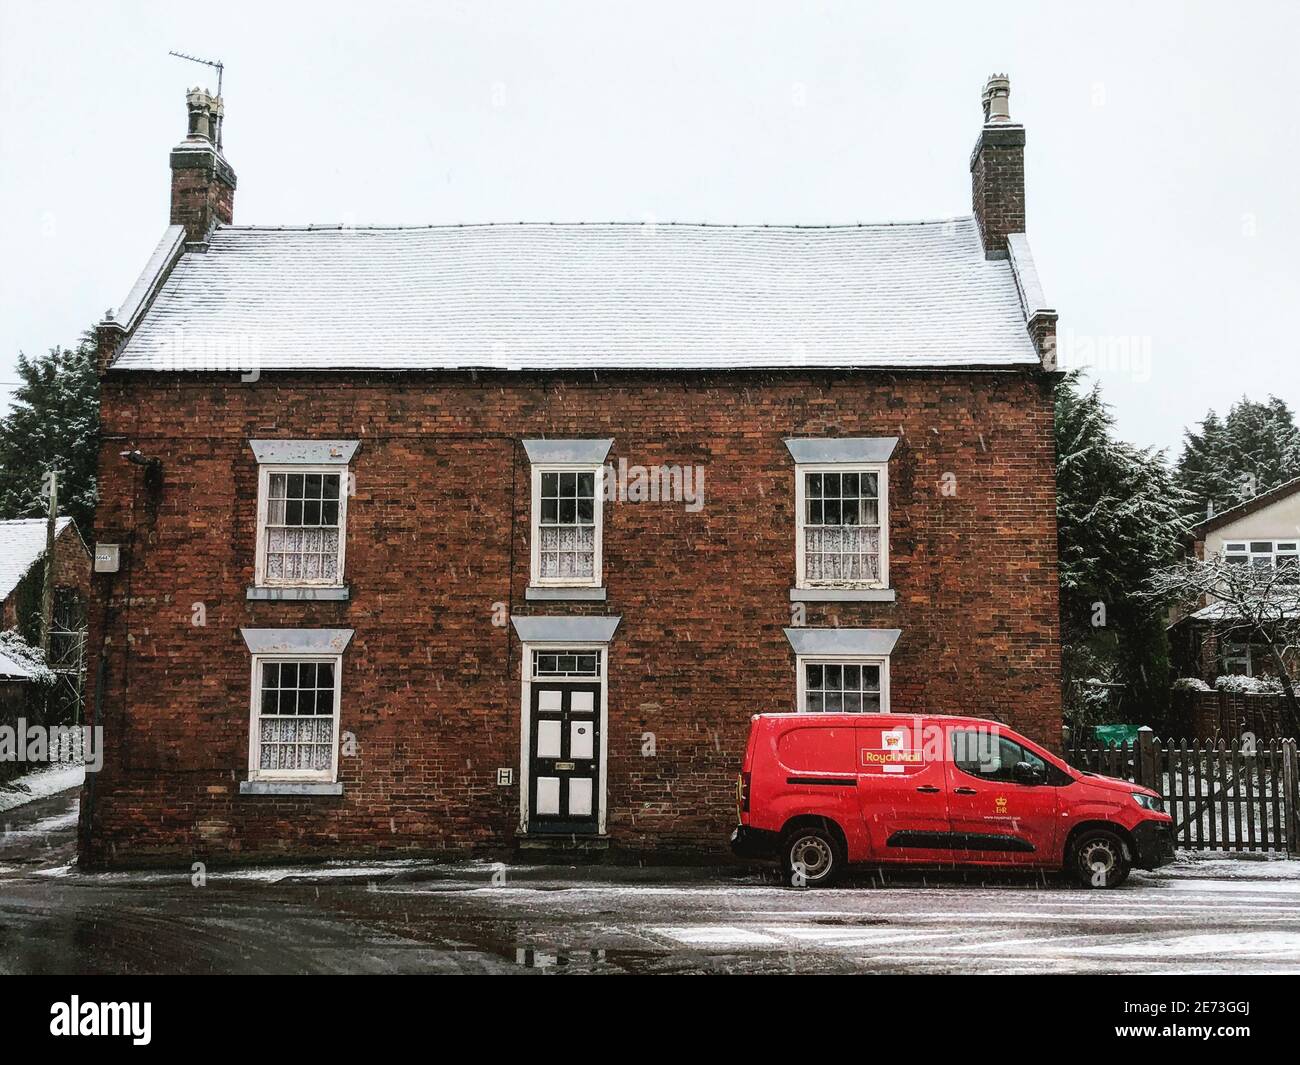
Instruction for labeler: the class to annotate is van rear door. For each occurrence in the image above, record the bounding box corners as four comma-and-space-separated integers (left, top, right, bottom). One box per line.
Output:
774, 721, 867, 854
856, 720, 957, 865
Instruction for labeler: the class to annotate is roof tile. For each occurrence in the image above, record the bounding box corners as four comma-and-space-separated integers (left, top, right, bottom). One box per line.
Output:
111, 219, 1041, 372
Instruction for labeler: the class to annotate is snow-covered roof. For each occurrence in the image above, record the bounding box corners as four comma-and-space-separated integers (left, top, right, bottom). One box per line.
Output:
1006, 233, 1055, 323
1189, 602, 1241, 622
0, 644, 51, 681
0, 517, 74, 603
108, 218, 1044, 373
1189, 597, 1300, 622
0, 646, 37, 680
0, 629, 54, 682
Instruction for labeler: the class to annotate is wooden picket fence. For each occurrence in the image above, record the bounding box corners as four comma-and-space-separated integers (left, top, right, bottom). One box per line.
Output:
1063, 731, 1300, 854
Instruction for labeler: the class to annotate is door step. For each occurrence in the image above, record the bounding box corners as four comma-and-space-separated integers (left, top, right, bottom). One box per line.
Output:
516, 835, 610, 853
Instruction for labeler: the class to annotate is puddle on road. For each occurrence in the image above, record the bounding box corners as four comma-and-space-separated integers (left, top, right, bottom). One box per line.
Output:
510, 946, 680, 973
812, 915, 891, 926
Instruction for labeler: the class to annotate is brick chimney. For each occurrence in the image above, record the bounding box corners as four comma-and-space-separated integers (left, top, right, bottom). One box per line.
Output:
969, 74, 1024, 259
170, 87, 236, 244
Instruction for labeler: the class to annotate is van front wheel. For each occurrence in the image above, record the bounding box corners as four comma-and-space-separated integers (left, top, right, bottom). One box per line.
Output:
780, 825, 843, 888
1069, 828, 1131, 888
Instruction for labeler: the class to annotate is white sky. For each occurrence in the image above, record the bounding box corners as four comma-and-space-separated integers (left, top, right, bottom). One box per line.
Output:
1, 0, 1296, 457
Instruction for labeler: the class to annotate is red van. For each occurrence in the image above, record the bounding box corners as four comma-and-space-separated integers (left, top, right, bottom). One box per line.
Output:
731, 713, 1174, 888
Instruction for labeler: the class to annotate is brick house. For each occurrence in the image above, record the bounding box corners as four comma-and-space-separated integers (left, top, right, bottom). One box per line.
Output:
0, 516, 91, 666
0, 517, 91, 752
82, 76, 1062, 866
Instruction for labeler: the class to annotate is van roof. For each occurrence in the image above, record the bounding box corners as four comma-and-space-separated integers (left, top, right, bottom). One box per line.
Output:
752, 712, 1008, 728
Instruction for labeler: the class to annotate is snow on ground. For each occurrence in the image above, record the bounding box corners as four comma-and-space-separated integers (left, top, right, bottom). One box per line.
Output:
1064, 932, 1300, 957
30, 855, 500, 885
213, 859, 451, 883
4, 787, 1300, 972
1159, 878, 1300, 894
0, 763, 83, 813
1146, 852, 1300, 884
5, 808, 79, 836
5, 850, 1300, 971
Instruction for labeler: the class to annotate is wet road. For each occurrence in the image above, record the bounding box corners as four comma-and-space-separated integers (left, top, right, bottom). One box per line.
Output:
3, 787, 1300, 974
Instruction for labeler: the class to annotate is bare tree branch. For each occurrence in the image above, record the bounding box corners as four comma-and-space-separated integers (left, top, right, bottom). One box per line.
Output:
1149, 555, 1300, 733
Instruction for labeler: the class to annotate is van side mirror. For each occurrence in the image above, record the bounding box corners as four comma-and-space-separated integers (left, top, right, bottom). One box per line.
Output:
1013, 761, 1046, 786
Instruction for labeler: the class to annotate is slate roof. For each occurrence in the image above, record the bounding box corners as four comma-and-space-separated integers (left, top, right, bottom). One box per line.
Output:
108, 218, 1045, 372
0, 517, 73, 604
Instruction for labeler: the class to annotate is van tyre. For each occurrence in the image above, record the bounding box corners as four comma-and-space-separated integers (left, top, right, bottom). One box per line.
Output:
1069, 828, 1131, 889
780, 825, 844, 888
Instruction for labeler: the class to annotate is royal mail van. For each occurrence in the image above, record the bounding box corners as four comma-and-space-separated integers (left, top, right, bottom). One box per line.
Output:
731, 713, 1174, 887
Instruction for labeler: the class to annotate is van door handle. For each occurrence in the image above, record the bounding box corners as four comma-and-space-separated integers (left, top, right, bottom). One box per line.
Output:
915, 785, 941, 794
954, 787, 978, 795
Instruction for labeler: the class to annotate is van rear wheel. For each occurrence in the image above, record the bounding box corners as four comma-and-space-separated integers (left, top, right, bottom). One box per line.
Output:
780, 825, 843, 888
1069, 828, 1131, 888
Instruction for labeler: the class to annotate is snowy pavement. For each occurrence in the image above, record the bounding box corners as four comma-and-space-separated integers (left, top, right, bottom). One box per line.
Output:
0, 762, 84, 814
2, 784, 1300, 973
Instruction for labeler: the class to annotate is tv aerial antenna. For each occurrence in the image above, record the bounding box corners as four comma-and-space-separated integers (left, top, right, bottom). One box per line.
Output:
168, 50, 224, 96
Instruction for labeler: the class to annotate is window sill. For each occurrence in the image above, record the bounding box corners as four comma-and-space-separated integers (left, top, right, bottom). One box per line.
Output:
526, 586, 607, 602
789, 587, 897, 602
247, 586, 350, 602
239, 780, 343, 796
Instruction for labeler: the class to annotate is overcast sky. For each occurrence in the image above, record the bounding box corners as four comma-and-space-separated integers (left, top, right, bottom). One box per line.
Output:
1, 0, 1296, 457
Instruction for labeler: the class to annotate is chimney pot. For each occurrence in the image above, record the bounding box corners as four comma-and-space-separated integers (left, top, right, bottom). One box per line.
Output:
171, 88, 236, 242
982, 74, 1012, 123
209, 95, 225, 151
185, 87, 214, 141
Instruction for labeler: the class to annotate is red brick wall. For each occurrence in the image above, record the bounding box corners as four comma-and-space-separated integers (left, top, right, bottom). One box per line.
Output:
51, 522, 91, 605
83, 369, 1061, 866
971, 127, 1026, 257
169, 162, 234, 244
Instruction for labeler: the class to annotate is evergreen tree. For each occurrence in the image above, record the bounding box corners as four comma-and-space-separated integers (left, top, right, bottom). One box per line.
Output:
0, 330, 100, 534
1174, 410, 1224, 523
1056, 372, 1195, 726
1175, 396, 1300, 520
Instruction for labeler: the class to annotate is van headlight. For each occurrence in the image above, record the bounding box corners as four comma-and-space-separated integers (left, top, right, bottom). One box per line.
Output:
1132, 792, 1163, 813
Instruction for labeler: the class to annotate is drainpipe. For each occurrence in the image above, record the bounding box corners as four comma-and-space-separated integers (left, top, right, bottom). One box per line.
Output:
79, 628, 109, 866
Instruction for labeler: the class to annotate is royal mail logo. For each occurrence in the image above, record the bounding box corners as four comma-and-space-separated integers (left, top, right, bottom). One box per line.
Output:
862, 729, 923, 774
860, 750, 923, 765
995, 796, 1008, 812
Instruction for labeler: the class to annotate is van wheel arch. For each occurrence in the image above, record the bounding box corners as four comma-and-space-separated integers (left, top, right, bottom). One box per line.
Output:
779, 814, 848, 853
1063, 821, 1135, 888
778, 816, 848, 887
1063, 820, 1136, 862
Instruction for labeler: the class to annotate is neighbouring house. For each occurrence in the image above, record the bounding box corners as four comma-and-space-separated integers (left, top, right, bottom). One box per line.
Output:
83, 75, 1062, 866
0, 517, 91, 718
1, 517, 88, 630
0, 517, 90, 782
1170, 476, 1300, 684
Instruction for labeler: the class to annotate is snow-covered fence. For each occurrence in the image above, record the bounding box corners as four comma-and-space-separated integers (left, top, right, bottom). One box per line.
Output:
1064, 730, 1300, 855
